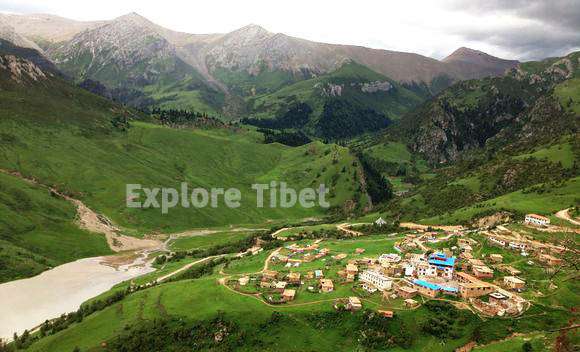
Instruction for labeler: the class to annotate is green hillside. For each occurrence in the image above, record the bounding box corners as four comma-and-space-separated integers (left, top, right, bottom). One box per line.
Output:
0, 120, 362, 233
246, 62, 425, 136
0, 53, 365, 280
0, 172, 111, 283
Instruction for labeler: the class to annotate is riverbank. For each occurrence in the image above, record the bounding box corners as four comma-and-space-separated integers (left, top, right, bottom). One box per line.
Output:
0, 254, 156, 340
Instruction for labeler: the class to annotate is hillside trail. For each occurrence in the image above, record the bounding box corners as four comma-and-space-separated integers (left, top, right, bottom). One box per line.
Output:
154, 255, 225, 283
555, 208, 580, 226
336, 223, 367, 236
399, 222, 464, 232
0, 168, 161, 253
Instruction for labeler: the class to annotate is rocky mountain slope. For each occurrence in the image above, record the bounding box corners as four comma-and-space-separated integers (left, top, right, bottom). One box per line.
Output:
0, 21, 41, 51
244, 62, 426, 139
0, 13, 104, 44
1, 12, 519, 118
404, 51, 580, 165
442, 47, 519, 79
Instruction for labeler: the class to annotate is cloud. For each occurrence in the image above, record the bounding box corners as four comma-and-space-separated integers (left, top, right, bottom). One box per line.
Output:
0, 0, 51, 14
445, 0, 580, 60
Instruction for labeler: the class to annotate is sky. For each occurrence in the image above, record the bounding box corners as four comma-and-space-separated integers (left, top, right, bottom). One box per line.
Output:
1, 0, 579, 61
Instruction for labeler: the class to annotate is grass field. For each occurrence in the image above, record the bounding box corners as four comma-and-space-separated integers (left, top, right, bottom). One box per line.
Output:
0, 119, 359, 234
0, 69, 361, 281
513, 139, 576, 169
169, 230, 258, 251
20, 223, 580, 352
0, 171, 111, 283
555, 77, 580, 115
365, 142, 412, 163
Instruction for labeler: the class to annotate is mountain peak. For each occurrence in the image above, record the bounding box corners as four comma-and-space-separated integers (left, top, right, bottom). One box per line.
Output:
112, 12, 153, 27
443, 47, 518, 65
230, 24, 271, 37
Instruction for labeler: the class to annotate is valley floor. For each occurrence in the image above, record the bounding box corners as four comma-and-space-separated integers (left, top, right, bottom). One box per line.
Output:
4, 206, 578, 351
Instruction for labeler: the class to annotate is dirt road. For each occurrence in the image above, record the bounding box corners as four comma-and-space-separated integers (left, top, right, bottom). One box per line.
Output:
336, 223, 367, 236
155, 255, 225, 283
399, 222, 464, 232
555, 208, 580, 226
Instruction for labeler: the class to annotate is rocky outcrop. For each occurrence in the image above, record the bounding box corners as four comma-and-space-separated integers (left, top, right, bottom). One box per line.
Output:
317, 83, 343, 97
0, 54, 50, 83
360, 81, 393, 93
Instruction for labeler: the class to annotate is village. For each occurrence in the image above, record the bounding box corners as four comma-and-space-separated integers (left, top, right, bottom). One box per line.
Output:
223, 213, 574, 319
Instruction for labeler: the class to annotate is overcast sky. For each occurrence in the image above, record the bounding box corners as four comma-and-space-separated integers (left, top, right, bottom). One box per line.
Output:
1, 0, 578, 61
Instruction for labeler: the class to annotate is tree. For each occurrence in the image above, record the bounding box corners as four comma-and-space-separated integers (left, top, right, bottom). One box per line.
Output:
522, 341, 533, 352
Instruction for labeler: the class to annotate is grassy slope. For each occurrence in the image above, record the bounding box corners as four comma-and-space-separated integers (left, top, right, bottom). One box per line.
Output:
423, 176, 580, 225
169, 230, 256, 251
0, 58, 361, 282
0, 120, 359, 233
248, 62, 424, 121
0, 172, 111, 283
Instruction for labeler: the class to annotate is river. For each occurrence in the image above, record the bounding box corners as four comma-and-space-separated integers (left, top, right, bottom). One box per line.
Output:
0, 255, 156, 340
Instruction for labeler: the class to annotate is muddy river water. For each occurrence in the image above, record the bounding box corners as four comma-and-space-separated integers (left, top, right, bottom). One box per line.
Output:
0, 255, 155, 340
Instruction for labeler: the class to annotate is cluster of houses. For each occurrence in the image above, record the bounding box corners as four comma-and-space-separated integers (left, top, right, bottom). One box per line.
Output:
335, 245, 534, 316
245, 267, 339, 303
231, 221, 564, 316
487, 230, 565, 269
272, 241, 329, 268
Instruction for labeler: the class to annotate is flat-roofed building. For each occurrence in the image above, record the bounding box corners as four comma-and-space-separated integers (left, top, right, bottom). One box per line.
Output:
404, 298, 419, 308
274, 281, 288, 292
347, 296, 362, 311
503, 276, 525, 290
459, 282, 494, 298
397, 285, 418, 298
287, 272, 301, 284
282, 289, 296, 301
262, 270, 278, 280
501, 266, 522, 276
359, 270, 393, 291
412, 279, 440, 298
472, 265, 494, 279
538, 254, 562, 266
320, 279, 334, 292
525, 214, 550, 226
378, 310, 394, 318
346, 264, 359, 275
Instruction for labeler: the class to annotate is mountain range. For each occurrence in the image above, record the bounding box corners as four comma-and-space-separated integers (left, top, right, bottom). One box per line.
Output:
0, 12, 520, 120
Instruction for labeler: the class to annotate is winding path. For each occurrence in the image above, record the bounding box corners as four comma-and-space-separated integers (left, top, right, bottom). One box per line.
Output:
555, 208, 580, 226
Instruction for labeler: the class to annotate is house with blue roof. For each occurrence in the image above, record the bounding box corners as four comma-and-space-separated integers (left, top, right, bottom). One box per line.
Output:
412, 279, 459, 298
419, 252, 457, 279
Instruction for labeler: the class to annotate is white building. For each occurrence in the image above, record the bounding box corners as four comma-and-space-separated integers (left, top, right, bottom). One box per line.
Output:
489, 237, 507, 247
416, 262, 437, 277
359, 270, 393, 291
525, 214, 550, 226
375, 217, 387, 226
508, 241, 527, 251
417, 252, 457, 280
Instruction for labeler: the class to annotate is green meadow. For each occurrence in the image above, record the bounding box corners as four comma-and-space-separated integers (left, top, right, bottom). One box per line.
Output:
0, 171, 111, 283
